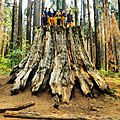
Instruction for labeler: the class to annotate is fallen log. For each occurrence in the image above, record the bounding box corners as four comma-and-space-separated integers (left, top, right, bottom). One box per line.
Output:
0, 101, 35, 113
4, 111, 109, 120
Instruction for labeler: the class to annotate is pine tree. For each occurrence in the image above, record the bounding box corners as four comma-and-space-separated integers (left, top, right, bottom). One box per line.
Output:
56, 0, 60, 10
33, 0, 40, 41
62, 0, 66, 10
42, 0, 45, 13
93, 0, 101, 70
74, 0, 78, 26
118, 0, 120, 29
2, 0, 12, 57
17, 0, 22, 49
111, 13, 120, 70
87, 0, 94, 64
26, 0, 32, 45
0, 0, 3, 57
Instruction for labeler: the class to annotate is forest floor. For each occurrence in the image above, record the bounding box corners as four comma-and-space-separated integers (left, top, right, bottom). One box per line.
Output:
0, 74, 120, 120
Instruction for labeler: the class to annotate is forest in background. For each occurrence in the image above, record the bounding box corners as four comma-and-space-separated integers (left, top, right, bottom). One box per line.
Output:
0, 0, 120, 75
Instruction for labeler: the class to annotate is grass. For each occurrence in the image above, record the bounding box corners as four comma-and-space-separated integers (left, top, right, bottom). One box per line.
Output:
99, 69, 120, 82
99, 68, 120, 97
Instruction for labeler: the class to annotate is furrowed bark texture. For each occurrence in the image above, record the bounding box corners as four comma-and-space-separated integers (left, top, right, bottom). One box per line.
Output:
10, 26, 109, 104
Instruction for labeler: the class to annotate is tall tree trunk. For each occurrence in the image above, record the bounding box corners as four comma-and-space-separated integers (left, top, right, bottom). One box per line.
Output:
1, 40, 4, 58
83, 0, 86, 31
56, 0, 60, 11
26, 0, 32, 45
74, 0, 78, 26
0, 0, 3, 57
118, 0, 120, 29
80, 0, 83, 27
103, 0, 109, 71
87, 0, 94, 64
9, 26, 109, 105
17, 0, 22, 49
37, 0, 40, 26
62, 0, 66, 11
14, 0, 18, 50
10, 0, 16, 50
93, 0, 101, 70
33, 0, 40, 41
100, 12, 105, 68
107, 9, 115, 72
111, 13, 120, 71
42, 0, 45, 14
0, 0, 2, 38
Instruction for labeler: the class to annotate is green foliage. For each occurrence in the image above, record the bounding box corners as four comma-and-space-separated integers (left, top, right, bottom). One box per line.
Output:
108, 88, 116, 96
0, 57, 12, 75
8, 48, 25, 67
2, 0, 12, 53
71, 7, 79, 13
0, 47, 26, 75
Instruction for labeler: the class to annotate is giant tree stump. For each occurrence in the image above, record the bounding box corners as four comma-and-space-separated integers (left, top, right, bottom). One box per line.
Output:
9, 26, 109, 104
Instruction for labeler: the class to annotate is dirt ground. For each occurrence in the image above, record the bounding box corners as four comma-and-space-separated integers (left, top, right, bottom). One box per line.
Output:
0, 75, 120, 120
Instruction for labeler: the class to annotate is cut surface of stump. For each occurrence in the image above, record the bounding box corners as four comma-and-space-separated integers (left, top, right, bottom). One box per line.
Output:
9, 26, 109, 104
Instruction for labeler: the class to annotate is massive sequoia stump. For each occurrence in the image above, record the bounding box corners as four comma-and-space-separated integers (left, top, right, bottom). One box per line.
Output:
9, 26, 109, 104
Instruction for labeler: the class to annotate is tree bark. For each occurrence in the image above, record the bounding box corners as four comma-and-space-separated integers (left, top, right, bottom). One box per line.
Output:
93, 0, 101, 70
9, 26, 109, 104
42, 0, 45, 14
10, 0, 15, 50
14, 0, 18, 50
0, 0, 3, 57
118, 0, 120, 29
87, 0, 94, 64
111, 13, 120, 71
26, 0, 32, 45
62, 0, 66, 11
80, 0, 83, 27
56, 0, 60, 11
74, 0, 78, 26
103, 0, 112, 71
100, 12, 105, 68
0, 0, 2, 38
33, 0, 40, 41
4, 111, 108, 119
17, 0, 22, 49
0, 101, 35, 113
1, 39, 4, 58
83, 0, 86, 32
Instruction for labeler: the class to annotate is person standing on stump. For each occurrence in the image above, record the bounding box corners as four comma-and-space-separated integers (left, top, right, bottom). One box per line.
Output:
48, 8, 53, 25
52, 9, 57, 26
67, 10, 74, 27
41, 12, 46, 25
61, 10, 66, 27
56, 10, 61, 26
43, 7, 48, 25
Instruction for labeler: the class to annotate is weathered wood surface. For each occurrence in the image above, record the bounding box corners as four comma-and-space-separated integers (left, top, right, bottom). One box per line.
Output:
4, 111, 109, 120
0, 101, 35, 113
9, 26, 109, 104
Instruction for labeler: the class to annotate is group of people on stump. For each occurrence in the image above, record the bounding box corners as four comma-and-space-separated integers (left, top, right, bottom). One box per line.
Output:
41, 7, 74, 27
